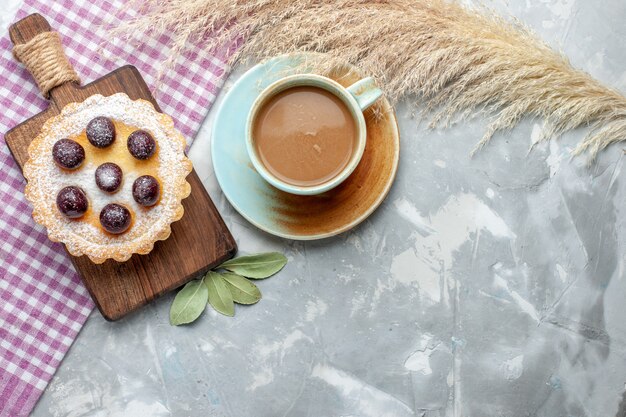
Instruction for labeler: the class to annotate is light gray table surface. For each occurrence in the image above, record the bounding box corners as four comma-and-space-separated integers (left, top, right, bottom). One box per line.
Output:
2, 1, 625, 416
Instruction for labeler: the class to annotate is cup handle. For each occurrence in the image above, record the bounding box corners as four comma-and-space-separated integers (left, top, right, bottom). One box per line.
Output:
346, 77, 383, 111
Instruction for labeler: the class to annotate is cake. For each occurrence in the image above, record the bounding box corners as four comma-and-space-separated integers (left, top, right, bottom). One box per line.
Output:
23, 93, 192, 264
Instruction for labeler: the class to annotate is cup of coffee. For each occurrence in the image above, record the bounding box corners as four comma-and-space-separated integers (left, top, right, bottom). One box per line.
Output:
246, 74, 382, 195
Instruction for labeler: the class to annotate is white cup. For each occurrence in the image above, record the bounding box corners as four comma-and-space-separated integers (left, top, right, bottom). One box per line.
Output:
246, 74, 382, 195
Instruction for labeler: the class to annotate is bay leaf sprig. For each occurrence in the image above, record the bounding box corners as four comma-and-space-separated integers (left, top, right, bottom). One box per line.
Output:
169, 252, 287, 325
219, 253, 288, 278
221, 272, 262, 305
169, 278, 209, 325
205, 271, 235, 317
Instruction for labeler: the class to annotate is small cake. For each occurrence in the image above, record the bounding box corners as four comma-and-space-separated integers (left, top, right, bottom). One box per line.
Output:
23, 93, 192, 264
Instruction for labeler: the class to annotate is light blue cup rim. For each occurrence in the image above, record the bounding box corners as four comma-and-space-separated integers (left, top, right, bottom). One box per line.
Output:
245, 74, 380, 195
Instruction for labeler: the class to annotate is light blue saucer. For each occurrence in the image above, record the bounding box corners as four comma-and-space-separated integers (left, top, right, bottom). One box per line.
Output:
211, 54, 400, 240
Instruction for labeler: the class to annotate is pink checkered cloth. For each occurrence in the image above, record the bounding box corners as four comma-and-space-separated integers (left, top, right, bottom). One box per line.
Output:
0, 0, 230, 415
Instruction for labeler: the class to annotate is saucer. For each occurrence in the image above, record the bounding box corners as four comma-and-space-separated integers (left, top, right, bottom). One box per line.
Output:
211, 54, 400, 240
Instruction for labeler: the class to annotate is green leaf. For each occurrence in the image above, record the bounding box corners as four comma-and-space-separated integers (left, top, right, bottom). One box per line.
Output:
218, 252, 287, 279
205, 271, 235, 316
220, 272, 262, 305
169, 278, 209, 326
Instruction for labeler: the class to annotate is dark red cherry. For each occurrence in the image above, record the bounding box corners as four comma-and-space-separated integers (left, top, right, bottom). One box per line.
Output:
132, 175, 160, 207
52, 139, 85, 170
95, 162, 123, 193
99, 203, 131, 234
86, 116, 115, 148
127, 130, 156, 160
56, 186, 88, 219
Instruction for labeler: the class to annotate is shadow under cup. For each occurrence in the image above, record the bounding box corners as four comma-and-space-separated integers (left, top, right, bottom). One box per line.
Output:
246, 74, 368, 196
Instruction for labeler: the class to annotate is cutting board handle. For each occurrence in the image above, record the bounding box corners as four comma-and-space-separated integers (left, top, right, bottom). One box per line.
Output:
9, 13, 80, 100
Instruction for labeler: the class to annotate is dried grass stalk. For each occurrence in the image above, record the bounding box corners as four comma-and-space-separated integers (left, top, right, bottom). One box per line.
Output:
113, 0, 626, 160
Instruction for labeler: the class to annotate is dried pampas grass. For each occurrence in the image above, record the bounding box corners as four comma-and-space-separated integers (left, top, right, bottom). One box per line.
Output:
114, 0, 626, 160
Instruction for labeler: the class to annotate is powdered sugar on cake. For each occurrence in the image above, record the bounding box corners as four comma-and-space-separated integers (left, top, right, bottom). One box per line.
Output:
23, 93, 192, 263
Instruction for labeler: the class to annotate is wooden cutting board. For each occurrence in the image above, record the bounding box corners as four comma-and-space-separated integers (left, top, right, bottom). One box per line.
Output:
5, 13, 237, 321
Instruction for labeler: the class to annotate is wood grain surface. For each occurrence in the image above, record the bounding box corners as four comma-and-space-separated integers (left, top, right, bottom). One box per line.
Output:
5, 14, 236, 320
